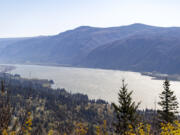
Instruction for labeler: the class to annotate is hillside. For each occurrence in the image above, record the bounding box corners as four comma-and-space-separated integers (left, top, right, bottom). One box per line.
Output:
0, 24, 156, 65
0, 73, 113, 134
0, 38, 29, 50
0, 72, 173, 134
80, 27, 180, 74
1, 24, 180, 74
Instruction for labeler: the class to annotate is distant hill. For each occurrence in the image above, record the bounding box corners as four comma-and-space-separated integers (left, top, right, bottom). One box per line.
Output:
0, 23, 155, 65
1, 23, 180, 74
80, 26, 180, 74
0, 37, 29, 50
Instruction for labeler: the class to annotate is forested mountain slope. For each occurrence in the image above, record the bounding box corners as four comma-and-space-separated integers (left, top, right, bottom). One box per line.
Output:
1, 24, 180, 74
80, 27, 180, 74
0, 24, 156, 65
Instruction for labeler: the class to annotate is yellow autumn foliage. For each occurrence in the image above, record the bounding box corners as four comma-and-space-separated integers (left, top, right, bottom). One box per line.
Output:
75, 122, 88, 135
160, 121, 180, 135
48, 129, 54, 135
1, 112, 32, 135
22, 112, 32, 135
126, 123, 152, 135
96, 120, 108, 135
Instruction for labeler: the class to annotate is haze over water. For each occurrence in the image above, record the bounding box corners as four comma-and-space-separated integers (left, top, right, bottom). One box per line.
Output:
7, 64, 180, 109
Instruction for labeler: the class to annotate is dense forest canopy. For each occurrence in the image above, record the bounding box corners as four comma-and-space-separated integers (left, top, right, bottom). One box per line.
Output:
0, 72, 179, 134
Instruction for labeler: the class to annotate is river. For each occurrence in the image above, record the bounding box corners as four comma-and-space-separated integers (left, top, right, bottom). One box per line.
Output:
4, 64, 180, 109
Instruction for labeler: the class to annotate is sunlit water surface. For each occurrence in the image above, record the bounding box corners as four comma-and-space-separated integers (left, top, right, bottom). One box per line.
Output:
5, 64, 180, 109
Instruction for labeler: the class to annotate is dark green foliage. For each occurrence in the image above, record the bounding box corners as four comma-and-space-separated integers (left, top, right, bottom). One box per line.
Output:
158, 78, 179, 123
112, 80, 140, 134
0, 80, 12, 134
0, 73, 113, 134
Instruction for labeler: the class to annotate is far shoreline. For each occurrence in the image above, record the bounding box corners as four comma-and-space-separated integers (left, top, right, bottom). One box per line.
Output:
1, 62, 180, 82
0, 65, 16, 73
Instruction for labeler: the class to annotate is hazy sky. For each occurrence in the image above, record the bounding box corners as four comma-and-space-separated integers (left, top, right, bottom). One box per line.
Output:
1, 0, 180, 37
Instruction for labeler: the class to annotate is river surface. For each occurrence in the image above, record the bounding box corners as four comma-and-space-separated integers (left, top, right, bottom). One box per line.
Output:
4, 64, 180, 109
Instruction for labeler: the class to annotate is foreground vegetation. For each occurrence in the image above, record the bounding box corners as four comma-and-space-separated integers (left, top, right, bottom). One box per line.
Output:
0, 73, 180, 134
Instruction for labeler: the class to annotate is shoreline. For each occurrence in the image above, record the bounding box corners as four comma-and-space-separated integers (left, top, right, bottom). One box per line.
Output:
1, 63, 180, 82
0, 65, 16, 73
141, 72, 180, 82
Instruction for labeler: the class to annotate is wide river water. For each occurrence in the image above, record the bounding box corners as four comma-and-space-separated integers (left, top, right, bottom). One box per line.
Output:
5, 64, 180, 109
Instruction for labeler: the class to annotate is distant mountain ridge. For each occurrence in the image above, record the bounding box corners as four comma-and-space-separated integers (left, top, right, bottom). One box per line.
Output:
1, 23, 180, 74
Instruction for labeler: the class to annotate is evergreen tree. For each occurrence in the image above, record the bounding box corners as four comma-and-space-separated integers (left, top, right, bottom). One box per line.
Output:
112, 80, 140, 135
0, 80, 11, 133
158, 78, 179, 123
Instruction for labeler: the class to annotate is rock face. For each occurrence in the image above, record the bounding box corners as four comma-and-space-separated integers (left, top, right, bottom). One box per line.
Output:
1, 23, 180, 74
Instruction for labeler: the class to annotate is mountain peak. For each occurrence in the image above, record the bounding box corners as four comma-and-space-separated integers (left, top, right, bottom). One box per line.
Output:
129, 23, 154, 28
76, 26, 94, 30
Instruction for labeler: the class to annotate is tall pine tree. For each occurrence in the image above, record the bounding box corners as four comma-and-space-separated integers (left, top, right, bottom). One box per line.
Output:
158, 78, 179, 123
112, 80, 140, 135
